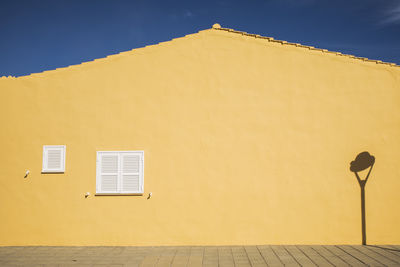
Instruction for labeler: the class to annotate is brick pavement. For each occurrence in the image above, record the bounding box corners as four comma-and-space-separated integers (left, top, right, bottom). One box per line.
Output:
0, 245, 400, 266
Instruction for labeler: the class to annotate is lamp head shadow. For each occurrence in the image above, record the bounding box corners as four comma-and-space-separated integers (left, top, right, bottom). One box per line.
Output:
350, 151, 375, 176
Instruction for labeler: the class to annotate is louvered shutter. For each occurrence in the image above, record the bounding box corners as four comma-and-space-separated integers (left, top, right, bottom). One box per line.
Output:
42, 145, 66, 173
121, 152, 143, 193
97, 153, 119, 193
96, 151, 144, 194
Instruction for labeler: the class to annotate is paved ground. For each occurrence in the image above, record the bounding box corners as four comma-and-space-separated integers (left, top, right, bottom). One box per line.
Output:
0, 245, 400, 266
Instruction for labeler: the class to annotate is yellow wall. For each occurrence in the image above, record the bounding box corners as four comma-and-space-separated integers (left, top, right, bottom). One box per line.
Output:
1, 27, 400, 245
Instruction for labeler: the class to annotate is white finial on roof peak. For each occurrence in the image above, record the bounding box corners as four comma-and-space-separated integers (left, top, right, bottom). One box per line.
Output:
212, 23, 221, 29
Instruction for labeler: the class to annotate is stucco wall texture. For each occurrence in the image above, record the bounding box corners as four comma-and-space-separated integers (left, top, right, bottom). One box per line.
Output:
1, 27, 400, 246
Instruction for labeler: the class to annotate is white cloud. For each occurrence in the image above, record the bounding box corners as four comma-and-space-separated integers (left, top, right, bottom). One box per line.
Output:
183, 10, 193, 18
380, 2, 400, 25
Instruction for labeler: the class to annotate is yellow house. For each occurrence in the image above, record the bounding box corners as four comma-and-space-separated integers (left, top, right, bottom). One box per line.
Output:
1, 24, 399, 246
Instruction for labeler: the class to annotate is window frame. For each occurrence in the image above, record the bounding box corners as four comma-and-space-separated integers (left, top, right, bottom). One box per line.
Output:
42, 145, 66, 173
96, 150, 144, 195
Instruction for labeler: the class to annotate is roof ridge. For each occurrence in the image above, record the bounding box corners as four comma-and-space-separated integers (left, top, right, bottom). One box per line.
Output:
212, 26, 399, 68
2, 25, 398, 79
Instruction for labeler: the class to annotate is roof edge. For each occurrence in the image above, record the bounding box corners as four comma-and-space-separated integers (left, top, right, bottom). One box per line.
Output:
212, 26, 399, 68
1, 30, 208, 79
2, 25, 398, 79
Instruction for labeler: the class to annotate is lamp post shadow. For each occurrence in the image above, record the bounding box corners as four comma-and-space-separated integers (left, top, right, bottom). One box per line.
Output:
350, 151, 375, 245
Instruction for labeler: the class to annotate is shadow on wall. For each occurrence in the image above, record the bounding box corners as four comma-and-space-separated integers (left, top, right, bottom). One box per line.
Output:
350, 151, 375, 246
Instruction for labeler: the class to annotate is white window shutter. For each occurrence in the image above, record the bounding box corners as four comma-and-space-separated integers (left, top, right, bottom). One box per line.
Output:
98, 153, 119, 193
121, 152, 143, 193
42, 145, 66, 173
96, 151, 144, 194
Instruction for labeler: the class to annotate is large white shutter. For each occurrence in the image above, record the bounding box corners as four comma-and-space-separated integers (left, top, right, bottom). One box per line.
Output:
121, 152, 143, 193
96, 151, 144, 194
42, 145, 66, 173
97, 153, 119, 193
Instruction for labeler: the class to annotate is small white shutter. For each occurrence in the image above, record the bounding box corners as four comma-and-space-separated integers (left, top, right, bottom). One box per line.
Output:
121, 152, 143, 193
98, 153, 119, 193
42, 145, 66, 173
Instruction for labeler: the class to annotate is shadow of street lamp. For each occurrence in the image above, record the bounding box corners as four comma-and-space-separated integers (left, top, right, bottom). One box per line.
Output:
350, 151, 375, 245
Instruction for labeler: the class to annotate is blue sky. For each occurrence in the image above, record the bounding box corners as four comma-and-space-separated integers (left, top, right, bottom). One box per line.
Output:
1, 0, 400, 77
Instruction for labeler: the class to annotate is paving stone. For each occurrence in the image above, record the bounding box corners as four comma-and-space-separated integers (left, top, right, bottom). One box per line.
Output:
271, 245, 300, 266
311, 246, 350, 266
323, 245, 366, 266
337, 245, 384, 266
187, 247, 203, 267
257, 245, 284, 267
296, 245, 333, 266
365, 245, 400, 264
351, 245, 399, 266
232, 246, 251, 267
218, 247, 234, 267
244, 246, 267, 266
285, 245, 317, 266
170, 247, 190, 267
